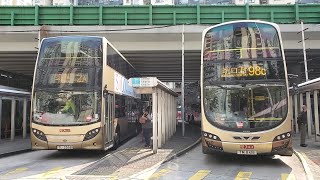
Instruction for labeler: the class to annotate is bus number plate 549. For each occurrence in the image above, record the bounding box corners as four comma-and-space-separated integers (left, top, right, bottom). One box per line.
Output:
57, 145, 73, 150
237, 150, 257, 155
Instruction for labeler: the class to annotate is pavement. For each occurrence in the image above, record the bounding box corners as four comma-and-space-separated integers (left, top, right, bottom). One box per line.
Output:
66, 123, 201, 180
292, 133, 320, 180
3, 128, 320, 180
0, 136, 31, 157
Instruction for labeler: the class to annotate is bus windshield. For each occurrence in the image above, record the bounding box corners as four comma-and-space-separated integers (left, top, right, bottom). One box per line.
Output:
33, 91, 101, 125
33, 36, 103, 125
203, 22, 287, 132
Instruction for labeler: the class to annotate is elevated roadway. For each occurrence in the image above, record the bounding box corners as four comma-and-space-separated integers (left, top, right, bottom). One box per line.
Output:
0, 24, 320, 82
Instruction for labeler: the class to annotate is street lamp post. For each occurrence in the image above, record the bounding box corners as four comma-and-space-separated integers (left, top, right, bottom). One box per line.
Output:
181, 24, 185, 137
300, 20, 309, 81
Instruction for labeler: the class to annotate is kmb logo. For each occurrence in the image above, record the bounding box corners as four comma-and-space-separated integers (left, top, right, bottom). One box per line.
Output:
240, 145, 254, 149
59, 129, 70, 132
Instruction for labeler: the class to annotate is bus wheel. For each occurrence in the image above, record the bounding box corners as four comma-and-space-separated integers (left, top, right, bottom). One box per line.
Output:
202, 146, 209, 154
279, 148, 293, 156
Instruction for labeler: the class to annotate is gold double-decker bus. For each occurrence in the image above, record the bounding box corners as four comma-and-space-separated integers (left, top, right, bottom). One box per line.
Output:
31, 36, 141, 151
201, 20, 292, 156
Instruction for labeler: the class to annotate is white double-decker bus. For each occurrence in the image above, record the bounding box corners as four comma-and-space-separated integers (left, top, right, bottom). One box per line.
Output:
31, 36, 141, 151
201, 20, 292, 156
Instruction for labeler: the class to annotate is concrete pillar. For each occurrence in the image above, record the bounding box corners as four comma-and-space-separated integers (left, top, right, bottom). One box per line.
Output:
294, 94, 299, 133
23, 99, 27, 139
306, 92, 312, 137
0, 97, 2, 140
290, 95, 294, 132
169, 95, 172, 138
314, 90, 319, 141
152, 89, 158, 153
170, 95, 174, 136
166, 93, 169, 141
161, 90, 165, 145
164, 93, 167, 141
300, 93, 304, 111
169, 95, 173, 138
173, 96, 175, 134
157, 89, 162, 148
11, 99, 16, 141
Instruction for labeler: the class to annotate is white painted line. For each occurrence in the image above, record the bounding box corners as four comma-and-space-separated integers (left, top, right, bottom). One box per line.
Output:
293, 150, 314, 180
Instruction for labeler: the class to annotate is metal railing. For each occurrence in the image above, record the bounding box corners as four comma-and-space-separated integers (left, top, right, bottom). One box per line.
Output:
0, 4, 320, 26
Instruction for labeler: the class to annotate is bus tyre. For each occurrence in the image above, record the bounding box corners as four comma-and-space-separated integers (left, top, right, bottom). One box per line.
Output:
202, 146, 209, 154
280, 148, 293, 156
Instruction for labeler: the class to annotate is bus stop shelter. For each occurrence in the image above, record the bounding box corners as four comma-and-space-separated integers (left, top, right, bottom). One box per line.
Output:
130, 77, 178, 153
290, 77, 320, 141
0, 85, 30, 141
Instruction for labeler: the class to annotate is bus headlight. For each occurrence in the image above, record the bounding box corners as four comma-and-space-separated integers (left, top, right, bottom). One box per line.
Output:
83, 128, 100, 141
272, 131, 291, 152
202, 131, 221, 141
273, 132, 291, 142
202, 131, 223, 151
32, 128, 47, 141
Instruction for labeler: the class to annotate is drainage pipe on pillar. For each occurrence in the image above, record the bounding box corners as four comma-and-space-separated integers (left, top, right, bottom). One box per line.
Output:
314, 90, 319, 141
11, 99, 16, 141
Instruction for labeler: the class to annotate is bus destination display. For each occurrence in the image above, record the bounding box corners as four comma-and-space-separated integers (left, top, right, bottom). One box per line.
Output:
222, 65, 267, 77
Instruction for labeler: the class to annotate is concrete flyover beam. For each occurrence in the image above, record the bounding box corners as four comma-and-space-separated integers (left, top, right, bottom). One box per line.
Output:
1, 24, 320, 52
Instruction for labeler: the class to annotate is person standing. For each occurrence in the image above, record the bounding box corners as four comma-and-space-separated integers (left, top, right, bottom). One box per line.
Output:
297, 105, 308, 147
140, 106, 152, 148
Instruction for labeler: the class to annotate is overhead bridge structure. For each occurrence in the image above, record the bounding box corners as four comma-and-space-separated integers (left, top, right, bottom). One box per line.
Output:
0, 4, 320, 83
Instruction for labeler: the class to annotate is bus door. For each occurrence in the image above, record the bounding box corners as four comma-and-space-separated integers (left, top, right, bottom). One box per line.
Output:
105, 93, 114, 145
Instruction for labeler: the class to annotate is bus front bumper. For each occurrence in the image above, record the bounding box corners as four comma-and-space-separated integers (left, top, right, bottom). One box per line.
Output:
31, 133, 104, 150
202, 138, 292, 156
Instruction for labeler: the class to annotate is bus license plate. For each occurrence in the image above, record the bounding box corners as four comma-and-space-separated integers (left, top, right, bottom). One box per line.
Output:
237, 150, 257, 155
57, 145, 73, 150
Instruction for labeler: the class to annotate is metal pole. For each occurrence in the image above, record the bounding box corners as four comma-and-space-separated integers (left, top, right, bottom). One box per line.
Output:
314, 90, 319, 141
181, 24, 185, 136
11, 99, 16, 141
23, 99, 27, 139
301, 21, 309, 81
294, 94, 299, 133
